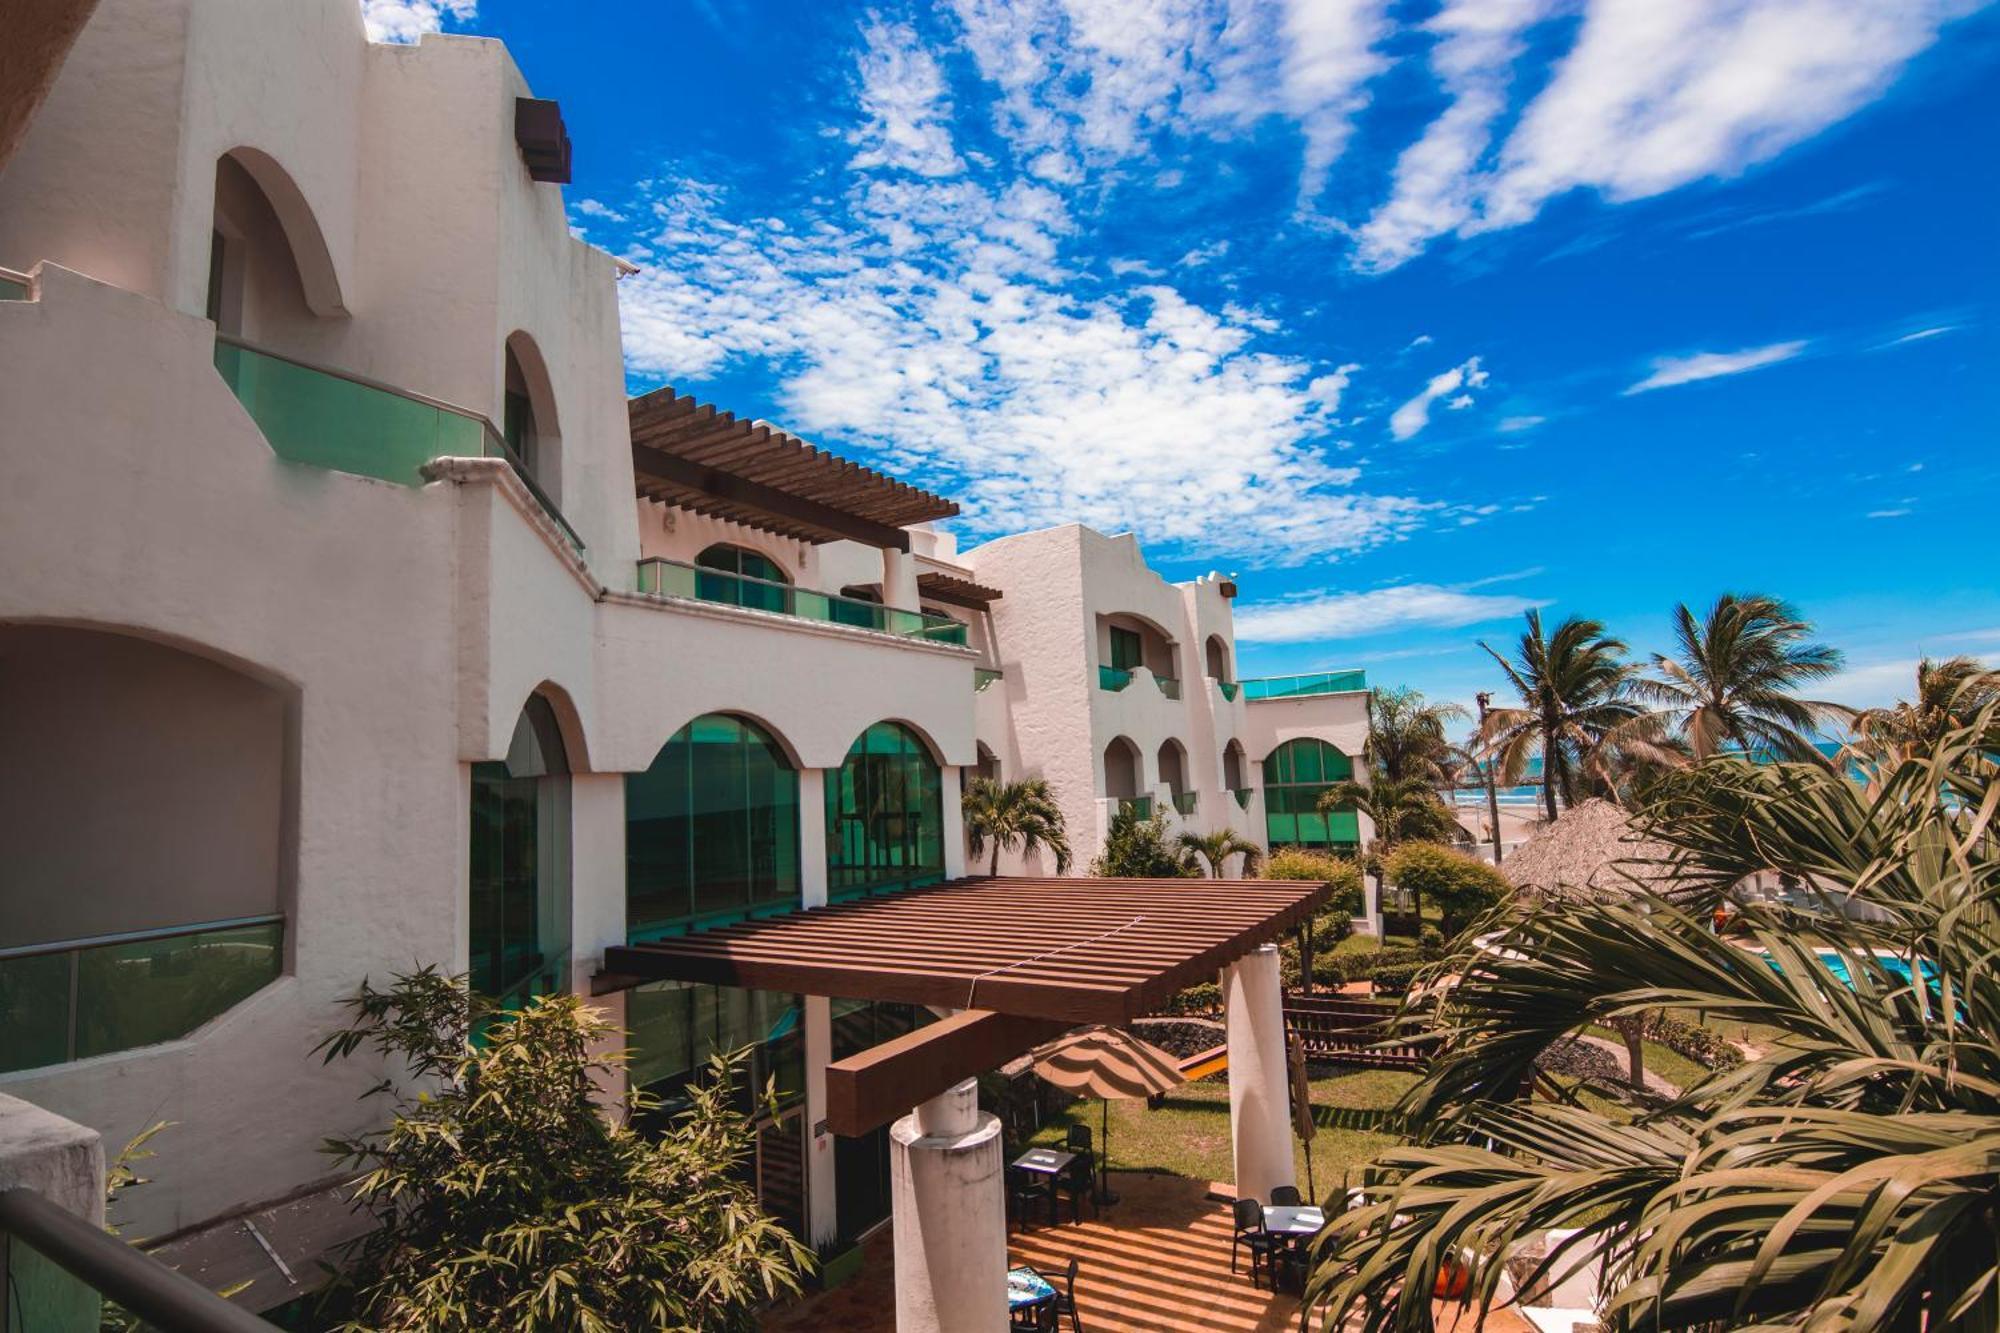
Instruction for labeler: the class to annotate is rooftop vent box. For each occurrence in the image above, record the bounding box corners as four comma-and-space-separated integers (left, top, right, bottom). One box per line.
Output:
514, 97, 572, 184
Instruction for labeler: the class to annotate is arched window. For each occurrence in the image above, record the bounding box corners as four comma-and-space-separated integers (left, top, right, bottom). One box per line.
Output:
205, 148, 346, 338
626, 714, 800, 939
1103, 736, 1144, 816
470, 695, 571, 1006
1262, 738, 1358, 851
1205, 635, 1231, 682
827, 722, 943, 899
1158, 738, 1191, 814
975, 742, 1001, 785
696, 543, 790, 614
1223, 739, 1248, 797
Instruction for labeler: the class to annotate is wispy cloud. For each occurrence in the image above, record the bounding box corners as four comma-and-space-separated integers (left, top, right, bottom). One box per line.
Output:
1624, 340, 1807, 395
1497, 414, 1545, 432
848, 19, 966, 177
358, 0, 473, 42
1880, 324, 1962, 348
1867, 508, 1911, 519
1390, 357, 1488, 439
1234, 579, 1548, 643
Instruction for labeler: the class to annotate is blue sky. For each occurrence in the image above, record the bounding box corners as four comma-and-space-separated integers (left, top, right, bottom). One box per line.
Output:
375, 0, 2000, 717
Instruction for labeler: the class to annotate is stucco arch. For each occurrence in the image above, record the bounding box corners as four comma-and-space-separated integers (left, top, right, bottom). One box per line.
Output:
645, 708, 804, 772
843, 716, 950, 767
513, 679, 593, 773
1204, 634, 1231, 680
220, 147, 348, 317
1103, 735, 1143, 800
502, 330, 563, 501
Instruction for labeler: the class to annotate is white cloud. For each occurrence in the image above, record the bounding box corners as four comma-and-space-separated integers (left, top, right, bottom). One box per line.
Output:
1446, 393, 1475, 410
1819, 658, 1920, 710
358, 0, 473, 42
848, 19, 966, 177
1623, 339, 1806, 394
1882, 324, 1962, 347
1390, 356, 1487, 439
1234, 580, 1548, 643
1867, 508, 1911, 519
1406, 333, 1434, 348
1497, 414, 1545, 432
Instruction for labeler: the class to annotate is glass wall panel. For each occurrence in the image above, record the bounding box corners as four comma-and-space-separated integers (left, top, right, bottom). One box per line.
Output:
469, 696, 569, 1006
1261, 738, 1361, 852
627, 980, 804, 1120
0, 951, 76, 1074
695, 545, 789, 614
626, 714, 800, 939
826, 723, 944, 900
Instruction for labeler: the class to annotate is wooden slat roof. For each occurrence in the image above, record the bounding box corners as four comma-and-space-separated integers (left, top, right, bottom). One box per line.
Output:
917, 569, 1004, 608
601, 875, 1331, 1025
628, 387, 959, 548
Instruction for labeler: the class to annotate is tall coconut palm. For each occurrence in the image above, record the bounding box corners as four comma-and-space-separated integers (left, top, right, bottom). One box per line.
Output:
1477, 611, 1648, 821
1317, 775, 1460, 849
1176, 828, 1262, 878
1365, 687, 1468, 785
1305, 701, 2000, 1333
1635, 592, 1845, 762
1849, 654, 2000, 764
961, 776, 1071, 876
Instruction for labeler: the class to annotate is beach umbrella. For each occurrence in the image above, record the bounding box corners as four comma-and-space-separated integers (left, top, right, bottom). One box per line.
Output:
1030, 1025, 1186, 1204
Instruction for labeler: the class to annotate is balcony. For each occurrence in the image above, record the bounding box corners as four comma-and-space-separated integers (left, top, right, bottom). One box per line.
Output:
0, 266, 31, 301
1118, 796, 1153, 819
0, 915, 284, 1074
1098, 665, 1133, 692
1155, 675, 1182, 700
1214, 678, 1240, 702
636, 557, 969, 646
1172, 791, 1198, 816
1233, 787, 1254, 809
212, 335, 583, 549
974, 667, 1003, 692
1239, 669, 1367, 701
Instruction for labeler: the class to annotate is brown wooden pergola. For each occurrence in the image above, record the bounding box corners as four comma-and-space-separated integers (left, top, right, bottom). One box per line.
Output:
628, 387, 959, 551
916, 570, 1003, 609
599, 875, 1330, 1135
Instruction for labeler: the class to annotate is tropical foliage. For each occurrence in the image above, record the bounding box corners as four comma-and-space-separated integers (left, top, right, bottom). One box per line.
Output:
1177, 827, 1262, 878
1848, 655, 2000, 767
962, 775, 1071, 875
1365, 686, 1467, 785
1634, 592, 1845, 762
316, 970, 810, 1332
1091, 806, 1200, 878
1306, 698, 2000, 1333
1318, 775, 1460, 848
1380, 842, 1509, 936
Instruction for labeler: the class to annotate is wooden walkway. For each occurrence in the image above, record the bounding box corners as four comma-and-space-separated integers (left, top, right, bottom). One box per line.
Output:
763, 1172, 1536, 1332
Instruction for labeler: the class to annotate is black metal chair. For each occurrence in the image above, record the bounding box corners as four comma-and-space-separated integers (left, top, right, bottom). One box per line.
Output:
1008, 1166, 1055, 1231
1230, 1196, 1279, 1289
1066, 1124, 1093, 1152
1054, 1152, 1093, 1225
1269, 1184, 1303, 1207
1051, 1256, 1085, 1332
1010, 1298, 1056, 1332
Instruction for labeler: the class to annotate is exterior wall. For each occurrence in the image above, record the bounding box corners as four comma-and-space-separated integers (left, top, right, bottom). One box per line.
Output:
1240, 688, 1376, 850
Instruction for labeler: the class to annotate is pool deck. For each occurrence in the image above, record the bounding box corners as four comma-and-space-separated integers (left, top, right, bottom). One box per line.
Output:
763, 1171, 1538, 1332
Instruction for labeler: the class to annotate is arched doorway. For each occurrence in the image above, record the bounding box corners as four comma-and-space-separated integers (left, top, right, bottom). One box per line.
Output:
206, 147, 345, 337
696, 543, 790, 614
975, 741, 1001, 785
503, 331, 562, 501
1261, 738, 1359, 851
469, 694, 571, 1006
625, 713, 800, 940
827, 722, 944, 899
1103, 735, 1144, 816
1158, 738, 1192, 815
1223, 738, 1248, 803
1204, 635, 1231, 681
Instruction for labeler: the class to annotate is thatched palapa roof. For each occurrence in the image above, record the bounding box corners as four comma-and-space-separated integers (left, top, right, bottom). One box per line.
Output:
1502, 798, 1696, 906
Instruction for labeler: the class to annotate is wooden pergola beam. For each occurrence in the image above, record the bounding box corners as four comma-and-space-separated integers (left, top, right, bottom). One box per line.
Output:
823, 1009, 1068, 1138
632, 443, 913, 551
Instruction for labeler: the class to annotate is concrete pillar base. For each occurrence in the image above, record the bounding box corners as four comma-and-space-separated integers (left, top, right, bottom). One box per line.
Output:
1, 1093, 106, 1331
890, 1078, 1006, 1333
1224, 943, 1296, 1205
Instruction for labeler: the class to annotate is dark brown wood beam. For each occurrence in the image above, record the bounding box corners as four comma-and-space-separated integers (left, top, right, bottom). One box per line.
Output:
824, 1009, 1068, 1137
631, 442, 913, 550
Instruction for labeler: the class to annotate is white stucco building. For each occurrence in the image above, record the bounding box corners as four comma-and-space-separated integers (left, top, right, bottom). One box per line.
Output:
0, 0, 1373, 1308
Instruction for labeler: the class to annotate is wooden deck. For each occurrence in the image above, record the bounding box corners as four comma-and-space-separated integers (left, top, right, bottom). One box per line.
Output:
763, 1171, 1537, 1332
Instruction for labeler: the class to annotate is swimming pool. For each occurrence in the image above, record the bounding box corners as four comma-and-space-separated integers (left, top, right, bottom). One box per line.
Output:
1762, 948, 1927, 989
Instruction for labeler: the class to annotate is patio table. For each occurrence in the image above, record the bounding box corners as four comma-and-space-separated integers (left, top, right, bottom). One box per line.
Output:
1008, 1265, 1057, 1312
1011, 1148, 1077, 1177
1263, 1204, 1326, 1236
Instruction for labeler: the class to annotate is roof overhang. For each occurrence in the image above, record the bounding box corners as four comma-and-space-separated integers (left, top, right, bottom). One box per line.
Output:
917, 570, 1004, 609
629, 388, 959, 550
599, 875, 1332, 1134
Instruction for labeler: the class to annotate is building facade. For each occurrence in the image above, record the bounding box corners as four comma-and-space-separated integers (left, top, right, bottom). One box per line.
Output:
0, 0, 1372, 1289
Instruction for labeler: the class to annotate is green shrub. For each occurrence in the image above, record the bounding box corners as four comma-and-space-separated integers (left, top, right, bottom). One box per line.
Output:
1368, 961, 1428, 994
1646, 1013, 1745, 1070
1384, 842, 1511, 936
1162, 981, 1222, 1015
1092, 808, 1201, 878
1418, 924, 1445, 958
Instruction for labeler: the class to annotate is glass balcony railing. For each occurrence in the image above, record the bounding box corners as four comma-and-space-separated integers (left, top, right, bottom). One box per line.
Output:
1240, 669, 1368, 701
974, 667, 1003, 692
0, 266, 32, 301
1215, 679, 1240, 702
212, 335, 583, 549
1118, 796, 1152, 819
1155, 675, 1182, 699
1233, 787, 1254, 809
636, 558, 969, 646
0, 915, 284, 1075
1172, 791, 1198, 816
1098, 666, 1133, 692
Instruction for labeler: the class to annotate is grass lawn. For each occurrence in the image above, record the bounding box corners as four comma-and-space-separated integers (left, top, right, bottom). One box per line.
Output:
1581, 1026, 1711, 1094
1023, 1065, 1420, 1193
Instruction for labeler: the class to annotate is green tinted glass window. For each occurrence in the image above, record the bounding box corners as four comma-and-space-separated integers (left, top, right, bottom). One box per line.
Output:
626, 714, 801, 939
1109, 626, 1143, 671
469, 697, 569, 1006
627, 980, 803, 1119
1261, 738, 1359, 852
826, 722, 944, 900
694, 545, 789, 614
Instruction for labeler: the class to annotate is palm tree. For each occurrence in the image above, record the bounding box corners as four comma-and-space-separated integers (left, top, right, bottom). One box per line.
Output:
961, 776, 1071, 876
1634, 592, 1845, 762
1176, 828, 1262, 878
1317, 775, 1459, 848
1849, 654, 2000, 764
1305, 701, 2000, 1333
1478, 610, 1649, 821
1365, 686, 1468, 785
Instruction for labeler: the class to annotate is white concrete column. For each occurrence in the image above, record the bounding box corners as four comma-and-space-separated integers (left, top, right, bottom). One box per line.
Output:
1, 1093, 105, 1329
567, 771, 626, 984
1362, 876, 1382, 938
803, 995, 838, 1248
941, 764, 967, 878
1224, 944, 1295, 1204
800, 767, 829, 909
890, 1078, 1006, 1333
882, 547, 921, 613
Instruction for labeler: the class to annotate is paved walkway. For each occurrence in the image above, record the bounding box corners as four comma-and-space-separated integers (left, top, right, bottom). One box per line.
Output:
764, 1171, 1538, 1332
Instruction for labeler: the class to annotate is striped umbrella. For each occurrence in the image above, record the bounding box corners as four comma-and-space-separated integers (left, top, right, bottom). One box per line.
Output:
1029, 1025, 1187, 1204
